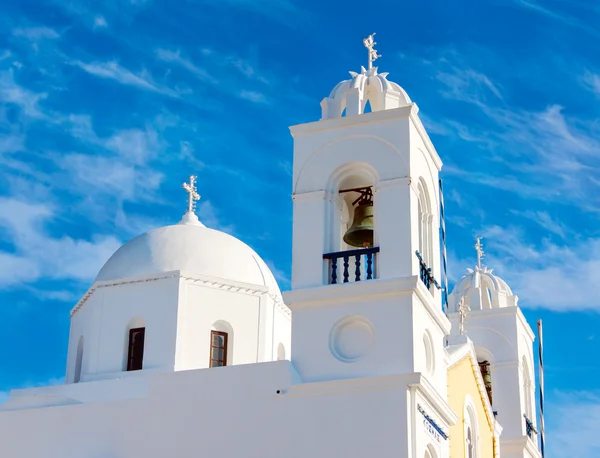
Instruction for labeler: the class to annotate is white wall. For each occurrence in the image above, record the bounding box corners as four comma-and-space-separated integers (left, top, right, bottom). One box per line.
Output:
0, 363, 452, 458
67, 272, 291, 383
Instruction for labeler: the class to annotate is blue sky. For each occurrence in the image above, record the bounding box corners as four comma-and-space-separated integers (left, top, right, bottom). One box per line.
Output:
0, 0, 599, 455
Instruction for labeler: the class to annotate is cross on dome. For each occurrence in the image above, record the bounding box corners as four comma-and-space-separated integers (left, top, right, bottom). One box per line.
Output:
179, 174, 204, 226
182, 175, 200, 214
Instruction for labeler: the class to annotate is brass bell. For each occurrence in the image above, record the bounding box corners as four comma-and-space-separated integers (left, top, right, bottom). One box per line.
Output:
343, 201, 374, 247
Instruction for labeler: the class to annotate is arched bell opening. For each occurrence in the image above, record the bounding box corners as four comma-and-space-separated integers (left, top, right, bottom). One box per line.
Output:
338, 174, 376, 252
476, 347, 494, 407
323, 164, 380, 285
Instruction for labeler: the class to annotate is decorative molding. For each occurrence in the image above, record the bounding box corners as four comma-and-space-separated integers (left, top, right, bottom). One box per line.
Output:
292, 190, 327, 204
290, 104, 414, 137
375, 176, 410, 191
70, 270, 291, 318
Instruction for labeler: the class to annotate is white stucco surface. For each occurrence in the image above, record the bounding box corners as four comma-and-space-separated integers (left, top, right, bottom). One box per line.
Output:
96, 214, 280, 295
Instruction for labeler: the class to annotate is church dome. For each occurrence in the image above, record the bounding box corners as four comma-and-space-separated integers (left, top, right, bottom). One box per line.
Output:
96, 212, 281, 296
448, 265, 518, 313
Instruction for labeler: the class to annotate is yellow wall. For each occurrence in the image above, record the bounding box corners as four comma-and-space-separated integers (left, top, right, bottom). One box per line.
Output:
447, 356, 495, 458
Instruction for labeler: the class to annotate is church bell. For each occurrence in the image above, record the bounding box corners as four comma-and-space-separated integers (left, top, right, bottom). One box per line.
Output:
343, 201, 374, 248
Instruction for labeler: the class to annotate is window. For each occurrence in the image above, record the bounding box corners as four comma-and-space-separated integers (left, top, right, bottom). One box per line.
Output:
466, 426, 474, 458
464, 400, 479, 458
126, 327, 145, 371
210, 330, 228, 367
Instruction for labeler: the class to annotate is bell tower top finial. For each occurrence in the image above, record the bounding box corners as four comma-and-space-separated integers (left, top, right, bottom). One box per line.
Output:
475, 236, 485, 268
363, 33, 381, 70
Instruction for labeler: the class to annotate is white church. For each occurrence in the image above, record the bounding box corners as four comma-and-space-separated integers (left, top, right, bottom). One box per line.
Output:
0, 36, 543, 458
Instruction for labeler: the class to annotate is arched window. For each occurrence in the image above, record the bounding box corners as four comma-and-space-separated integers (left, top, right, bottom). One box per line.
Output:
277, 343, 286, 361
522, 356, 534, 420
210, 320, 233, 367
464, 399, 479, 458
127, 327, 145, 371
209, 331, 228, 367
417, 178, 433, 268
423, 331, 435, 375
74, 336, 84, 383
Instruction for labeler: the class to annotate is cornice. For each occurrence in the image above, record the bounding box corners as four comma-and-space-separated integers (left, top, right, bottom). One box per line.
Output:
70, 270, 291, 318
289, 105, 414, 137
283, 276, 449, 334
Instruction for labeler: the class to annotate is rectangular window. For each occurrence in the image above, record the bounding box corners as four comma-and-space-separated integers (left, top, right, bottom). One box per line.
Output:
209, 331, 228, 367
127, 327, 145, 371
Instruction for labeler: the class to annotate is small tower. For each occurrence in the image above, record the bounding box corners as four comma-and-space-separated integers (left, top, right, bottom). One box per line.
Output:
448, 239, 541, 458
283, 36, 453, 458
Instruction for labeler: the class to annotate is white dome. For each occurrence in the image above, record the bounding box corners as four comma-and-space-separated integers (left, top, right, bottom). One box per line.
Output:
448, 265, 517, 313
321, 66, 412, 120
96, 213, 281, 296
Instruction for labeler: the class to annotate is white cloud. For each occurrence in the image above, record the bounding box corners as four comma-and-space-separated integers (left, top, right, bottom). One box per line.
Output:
582, 70, 600, 96
59, 153, 164, 203
12, 27, 60, 41
105, 127, 162, 164
156, 49, 217, 84
71, 60, 181, 97
93, 16, 108, 29
0, 70, 48, 118
546, 391, 600, 458
239, 90, 267, 104
477, 225, 600, 311
0, 198, 121, 288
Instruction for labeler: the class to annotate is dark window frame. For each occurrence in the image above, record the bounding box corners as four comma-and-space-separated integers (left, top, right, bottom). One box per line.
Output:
127, 327, 145, 371
209, 330, 228, 367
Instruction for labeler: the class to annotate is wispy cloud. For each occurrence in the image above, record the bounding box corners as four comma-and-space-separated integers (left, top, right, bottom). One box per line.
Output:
239, 90, 268, 104
0, 198, 121, 288
12, 27, 60, 41
156, 49, 217, 84
70, 60, 182, 97
479, 225, 600, 311
547, 390, 600, 458
93, 16, 108, 29
199, 0, 302, 24
0, 70, 48, 118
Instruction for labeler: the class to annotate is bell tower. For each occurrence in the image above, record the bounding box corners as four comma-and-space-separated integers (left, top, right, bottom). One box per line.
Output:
447, 242, 542, 458
282, 36, 451, 393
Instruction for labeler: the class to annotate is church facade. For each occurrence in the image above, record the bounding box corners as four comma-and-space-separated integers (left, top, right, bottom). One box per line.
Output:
0, 37, 542, 458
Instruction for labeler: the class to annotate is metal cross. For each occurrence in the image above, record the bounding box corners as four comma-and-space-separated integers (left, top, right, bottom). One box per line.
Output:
182, 175, 200, 214
475, 236, 485, 268
458, 296, 470, 335
363, 33, 381, 70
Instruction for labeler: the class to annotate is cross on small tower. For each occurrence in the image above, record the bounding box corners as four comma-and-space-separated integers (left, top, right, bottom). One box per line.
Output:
457, 296, 471, 335
363, 33, 381, 70
182, 175, 200, 214
475, 236, 485, 268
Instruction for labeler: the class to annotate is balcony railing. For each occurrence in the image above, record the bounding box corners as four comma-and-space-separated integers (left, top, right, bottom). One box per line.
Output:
416, 251, 441, 291
323, 247, 380, 284
524, 415, 538, 439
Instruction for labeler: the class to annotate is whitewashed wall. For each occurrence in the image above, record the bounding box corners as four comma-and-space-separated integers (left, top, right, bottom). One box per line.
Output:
0, 362, 452, 458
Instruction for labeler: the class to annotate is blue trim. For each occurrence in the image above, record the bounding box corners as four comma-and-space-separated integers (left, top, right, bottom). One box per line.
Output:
418, 404, 448, 440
